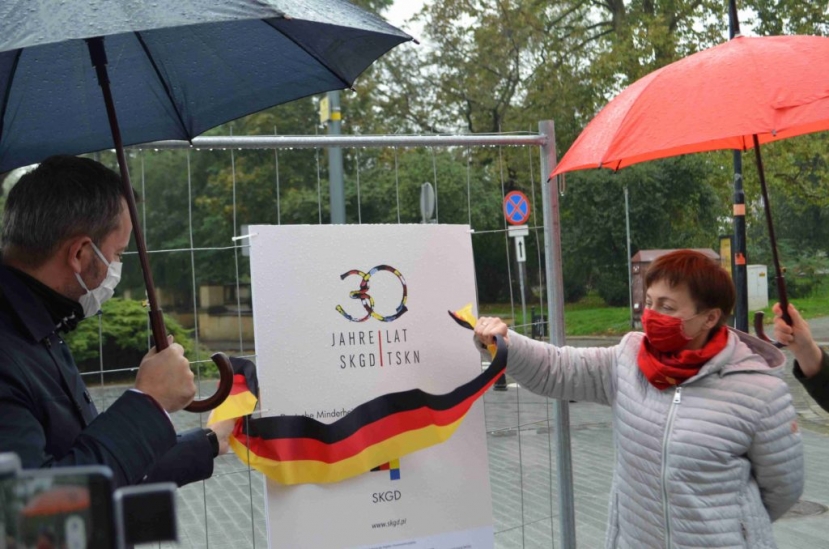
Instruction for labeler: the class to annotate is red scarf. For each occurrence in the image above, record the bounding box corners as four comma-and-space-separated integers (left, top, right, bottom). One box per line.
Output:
637, 326, 729, 390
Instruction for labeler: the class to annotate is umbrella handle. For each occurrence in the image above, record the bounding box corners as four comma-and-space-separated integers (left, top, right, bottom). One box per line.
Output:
149, 310, 234, 413
184, 353, 235, 414
753, 311, 784, 348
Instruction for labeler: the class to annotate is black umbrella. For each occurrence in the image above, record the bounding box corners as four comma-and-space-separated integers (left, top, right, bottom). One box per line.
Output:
0, 0, 412, 412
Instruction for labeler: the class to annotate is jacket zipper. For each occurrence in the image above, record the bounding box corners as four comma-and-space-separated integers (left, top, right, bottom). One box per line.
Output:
662, 386, 682, 548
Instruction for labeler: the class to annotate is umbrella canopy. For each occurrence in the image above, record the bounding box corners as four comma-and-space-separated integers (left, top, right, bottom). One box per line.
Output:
0, 1, 411, 411
0, 0, 412, 172
552, 34, 829, 175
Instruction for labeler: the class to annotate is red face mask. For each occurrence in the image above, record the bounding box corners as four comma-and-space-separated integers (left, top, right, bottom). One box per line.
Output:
641, 308, 695, 353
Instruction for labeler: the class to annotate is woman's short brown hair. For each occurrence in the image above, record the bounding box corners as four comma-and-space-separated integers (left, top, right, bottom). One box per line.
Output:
645, 249, 735, 326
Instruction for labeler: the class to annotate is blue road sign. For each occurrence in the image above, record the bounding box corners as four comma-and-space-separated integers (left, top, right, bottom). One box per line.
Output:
503, 190, 531, 225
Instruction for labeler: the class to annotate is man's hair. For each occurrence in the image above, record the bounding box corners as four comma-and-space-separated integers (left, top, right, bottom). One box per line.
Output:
645, 249, 735, 327
2, 155, 128, 268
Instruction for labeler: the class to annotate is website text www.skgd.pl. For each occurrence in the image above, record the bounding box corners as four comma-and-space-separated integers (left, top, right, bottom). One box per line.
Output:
371, 518, 407, 529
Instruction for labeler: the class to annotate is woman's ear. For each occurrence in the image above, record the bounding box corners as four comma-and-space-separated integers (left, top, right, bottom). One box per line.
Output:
704, 308, 723, 329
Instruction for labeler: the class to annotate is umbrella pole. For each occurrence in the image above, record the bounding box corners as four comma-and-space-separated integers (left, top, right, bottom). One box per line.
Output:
751, 134, 792, 336
86, 37, 233, 413
86, 38, 166, 349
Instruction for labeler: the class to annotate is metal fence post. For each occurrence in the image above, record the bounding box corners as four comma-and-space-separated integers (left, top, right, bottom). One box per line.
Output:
539, 120, 576, 549
327, 90, 346, 224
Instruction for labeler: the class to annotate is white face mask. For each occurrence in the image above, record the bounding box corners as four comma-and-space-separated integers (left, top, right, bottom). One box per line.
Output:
75, 242, 122, 318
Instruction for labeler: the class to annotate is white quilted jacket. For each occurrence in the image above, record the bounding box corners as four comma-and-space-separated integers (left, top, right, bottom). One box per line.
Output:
505, 328, 803, 549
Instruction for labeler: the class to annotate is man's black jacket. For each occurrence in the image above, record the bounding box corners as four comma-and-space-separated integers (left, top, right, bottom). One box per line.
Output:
0, 264, 213, 487
795, 350, 829, 413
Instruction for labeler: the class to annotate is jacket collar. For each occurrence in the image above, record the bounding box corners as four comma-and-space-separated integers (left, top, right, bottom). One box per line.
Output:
689, 327, 786, 383
0, 263, 59, 342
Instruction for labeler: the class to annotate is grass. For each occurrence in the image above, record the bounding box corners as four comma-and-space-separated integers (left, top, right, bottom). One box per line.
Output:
480, 280, 829, 338
479, 292, 633, 337
754, 283, 829, 322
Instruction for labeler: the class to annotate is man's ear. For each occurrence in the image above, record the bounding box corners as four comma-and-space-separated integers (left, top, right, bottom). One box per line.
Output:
64, 236, 92, 274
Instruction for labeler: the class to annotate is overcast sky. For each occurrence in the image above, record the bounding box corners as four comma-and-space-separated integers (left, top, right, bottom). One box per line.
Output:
384, 0, 426, 36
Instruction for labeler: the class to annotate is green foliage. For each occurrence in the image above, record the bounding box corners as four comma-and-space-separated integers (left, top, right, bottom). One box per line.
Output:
762, 246, 829, 300
745, 0, 829, 35
64, 298, 205, 382
559, 155, 725, 305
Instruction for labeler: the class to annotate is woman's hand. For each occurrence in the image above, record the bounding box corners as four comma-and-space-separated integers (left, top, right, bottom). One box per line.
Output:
474, 316, 510, 347
773, 302, 823, 378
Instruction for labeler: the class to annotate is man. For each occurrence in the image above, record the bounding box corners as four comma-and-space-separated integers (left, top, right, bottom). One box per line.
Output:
0, 155, 232, 488
772, 302, 829, 412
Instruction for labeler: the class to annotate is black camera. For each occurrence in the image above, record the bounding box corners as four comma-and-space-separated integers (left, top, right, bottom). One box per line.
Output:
0, 453, 177, 549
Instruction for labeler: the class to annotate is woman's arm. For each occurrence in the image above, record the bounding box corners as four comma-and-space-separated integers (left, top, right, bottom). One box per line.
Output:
747, 381, 804, 521
475, 317, 620, 405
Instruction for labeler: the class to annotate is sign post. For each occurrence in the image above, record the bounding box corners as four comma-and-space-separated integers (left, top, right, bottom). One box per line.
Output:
420, 182, 435, 224
501, 191, 531, 391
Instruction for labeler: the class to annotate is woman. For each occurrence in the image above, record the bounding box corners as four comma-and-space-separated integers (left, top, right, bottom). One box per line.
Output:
475, 249, 802, 549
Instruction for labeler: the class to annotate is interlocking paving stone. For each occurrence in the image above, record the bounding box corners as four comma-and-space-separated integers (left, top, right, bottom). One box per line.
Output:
85, 328, 829, 548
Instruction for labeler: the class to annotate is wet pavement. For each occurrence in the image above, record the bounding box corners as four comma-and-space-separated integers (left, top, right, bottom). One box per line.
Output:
88, 317, 829, 548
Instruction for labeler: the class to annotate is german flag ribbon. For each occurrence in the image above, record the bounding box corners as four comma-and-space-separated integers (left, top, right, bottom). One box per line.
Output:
207, 356, 259, 424
209, 304, 506, 485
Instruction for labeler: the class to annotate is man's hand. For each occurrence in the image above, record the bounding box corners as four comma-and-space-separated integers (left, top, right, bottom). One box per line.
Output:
474, 316, 510, 347
208, 419, 235, 456
134, 335, 196, 412
773, 302, 823, 378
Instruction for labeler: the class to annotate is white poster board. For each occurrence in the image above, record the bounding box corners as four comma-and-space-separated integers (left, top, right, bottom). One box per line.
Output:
249, 224, 494, 549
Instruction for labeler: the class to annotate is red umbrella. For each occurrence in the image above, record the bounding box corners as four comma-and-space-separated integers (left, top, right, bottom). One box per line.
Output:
551, 34, 829, 343
20, 486, 90, 517
553, 35, 829, 173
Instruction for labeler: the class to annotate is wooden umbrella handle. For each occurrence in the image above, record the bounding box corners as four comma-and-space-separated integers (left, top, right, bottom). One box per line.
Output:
149, 310, 235, 413
185, 352, 235, 414
753, 283, 792, 349
149, 311, 235, 413
753, 310, 786, 348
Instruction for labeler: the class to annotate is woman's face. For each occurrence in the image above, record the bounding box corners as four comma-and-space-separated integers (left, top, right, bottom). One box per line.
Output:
645, 279, 718, 350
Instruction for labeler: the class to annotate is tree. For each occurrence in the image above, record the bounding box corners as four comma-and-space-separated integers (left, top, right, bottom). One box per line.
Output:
560, 155, 726, 305
38, 0, 829, 311
64, 298, 204, 382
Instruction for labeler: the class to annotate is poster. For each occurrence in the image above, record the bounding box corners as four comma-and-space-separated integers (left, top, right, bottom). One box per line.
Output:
249, 224, 494, 549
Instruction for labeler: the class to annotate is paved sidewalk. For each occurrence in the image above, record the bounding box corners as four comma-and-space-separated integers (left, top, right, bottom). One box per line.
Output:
92, 317, 829, 549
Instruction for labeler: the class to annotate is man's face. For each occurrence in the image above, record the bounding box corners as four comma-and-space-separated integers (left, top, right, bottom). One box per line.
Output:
80, 199, 131, 291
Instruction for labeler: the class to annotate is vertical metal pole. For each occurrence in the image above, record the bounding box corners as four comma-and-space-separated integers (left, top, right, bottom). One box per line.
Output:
539, 120, 576, 549
732, 160, 748, 331
517, 259, 528, 335
625, 186, 634, 328
328, 90, 346, 224
729, 0, 748, 331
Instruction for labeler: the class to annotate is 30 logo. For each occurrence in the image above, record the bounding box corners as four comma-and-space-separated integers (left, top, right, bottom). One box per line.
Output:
336, 265, 408, 322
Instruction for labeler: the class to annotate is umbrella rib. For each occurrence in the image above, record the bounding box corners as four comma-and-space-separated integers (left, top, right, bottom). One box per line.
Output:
262, 18, 351, 88
134, 31, 191, 140
0, 49, 22, 147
